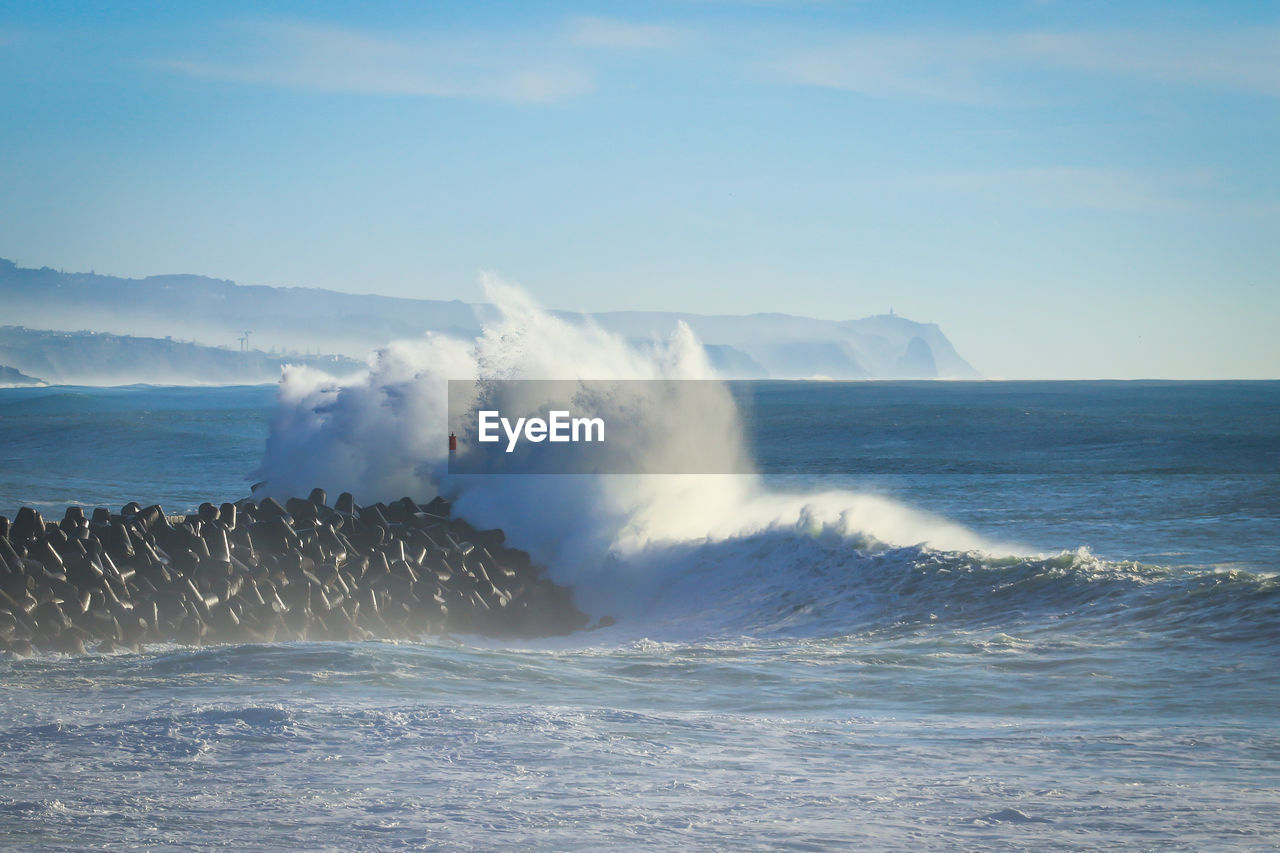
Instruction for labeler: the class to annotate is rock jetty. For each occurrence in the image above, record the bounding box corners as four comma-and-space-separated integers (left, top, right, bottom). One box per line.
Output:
0, 490, 589, 656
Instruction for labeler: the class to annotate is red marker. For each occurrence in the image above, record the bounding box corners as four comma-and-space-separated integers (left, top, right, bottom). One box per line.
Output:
448, 432, 457, 452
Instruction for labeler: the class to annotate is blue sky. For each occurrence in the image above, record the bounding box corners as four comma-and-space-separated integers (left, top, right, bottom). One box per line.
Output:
1, 0, 1277, 378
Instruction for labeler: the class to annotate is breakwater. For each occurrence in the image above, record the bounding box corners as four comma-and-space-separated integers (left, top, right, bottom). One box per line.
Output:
0, 490, 589, 655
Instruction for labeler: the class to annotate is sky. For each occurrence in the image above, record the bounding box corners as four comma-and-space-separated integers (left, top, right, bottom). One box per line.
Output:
1, 0, 1277, 379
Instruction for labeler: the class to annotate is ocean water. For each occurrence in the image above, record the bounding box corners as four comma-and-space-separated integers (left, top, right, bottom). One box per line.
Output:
1, 381, 1278, 851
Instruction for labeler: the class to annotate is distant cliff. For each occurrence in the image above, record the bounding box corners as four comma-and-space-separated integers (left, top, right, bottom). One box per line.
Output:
0, 326, 361, 386
0, 259, 979, 379
0, 259, 477, 361
0, 364, 44, 387
568, 310, 979, 379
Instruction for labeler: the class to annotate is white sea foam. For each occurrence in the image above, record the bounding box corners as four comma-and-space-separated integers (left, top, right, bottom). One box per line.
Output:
254, 275, 1005, 616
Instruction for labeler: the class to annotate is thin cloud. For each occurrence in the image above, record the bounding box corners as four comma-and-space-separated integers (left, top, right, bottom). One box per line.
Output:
157, 20, 594, 103
926, 167, 1216, 213
567, 16, 684, 50
775, 27, 1280, 102
1018, 29, 1280, 96
777, 33, 1012, 104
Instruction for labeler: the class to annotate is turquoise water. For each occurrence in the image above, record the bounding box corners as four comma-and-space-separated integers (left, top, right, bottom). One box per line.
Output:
1, 382, 1278, 850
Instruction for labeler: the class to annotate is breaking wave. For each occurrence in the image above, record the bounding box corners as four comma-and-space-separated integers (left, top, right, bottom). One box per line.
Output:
254, 276, 1277, 639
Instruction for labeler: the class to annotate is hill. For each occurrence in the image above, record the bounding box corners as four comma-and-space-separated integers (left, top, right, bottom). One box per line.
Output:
0, 364, 45, 387
0, 326, 361, 386
0, 259, 979, 379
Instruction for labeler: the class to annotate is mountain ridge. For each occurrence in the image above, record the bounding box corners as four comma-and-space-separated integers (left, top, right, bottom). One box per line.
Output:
0, 326, 361, 386
0, 259, 980, 379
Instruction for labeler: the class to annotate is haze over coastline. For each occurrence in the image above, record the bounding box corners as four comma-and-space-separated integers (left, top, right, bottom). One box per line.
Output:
0, 259, 978, 383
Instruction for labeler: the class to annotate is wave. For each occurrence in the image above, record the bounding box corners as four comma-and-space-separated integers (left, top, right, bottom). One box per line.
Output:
253, 276, 1277, 643
590, 533, 1279, 642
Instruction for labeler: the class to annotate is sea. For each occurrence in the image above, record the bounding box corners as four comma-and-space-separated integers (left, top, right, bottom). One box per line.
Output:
1, 380, 1277, 851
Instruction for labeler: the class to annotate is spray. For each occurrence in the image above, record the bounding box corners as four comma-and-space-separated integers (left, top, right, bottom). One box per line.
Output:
255, 274, 1000, 620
